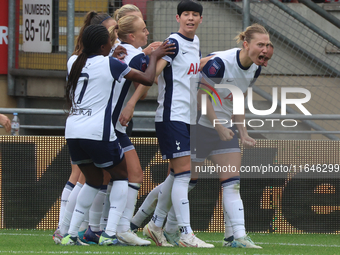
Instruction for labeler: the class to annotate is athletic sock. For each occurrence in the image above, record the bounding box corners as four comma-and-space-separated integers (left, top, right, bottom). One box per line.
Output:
58, 181, 74, 229
79, 210, 89, 232
131, 183, 162, 227
165, 179, 197, 233
60, 182, 83, 235
222, 177, 246, 239
105, 180, 128, 236
100, 182, 112, 231
88, 185, 106, 232
68, 183, 100, 237
151, 170, 174, 228
171, 171, 192, 235
117, 183, 140, 233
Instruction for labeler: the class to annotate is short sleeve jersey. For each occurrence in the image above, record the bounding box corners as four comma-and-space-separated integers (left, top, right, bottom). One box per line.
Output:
65, 55, 131, 141
111, 43, 149, 134
155, 32, 201, 125
199, 48, 261, 128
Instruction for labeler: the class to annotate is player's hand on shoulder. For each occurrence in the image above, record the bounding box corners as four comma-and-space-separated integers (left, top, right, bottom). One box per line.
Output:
112, 45, 127, 60
151, 40, 176, 60
143, 41, 163, 55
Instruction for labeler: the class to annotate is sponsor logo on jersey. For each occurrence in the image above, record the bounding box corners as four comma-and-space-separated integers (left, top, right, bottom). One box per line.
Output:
208, 60, 221, 76
71, 108, 92, 116
187, 63, 200, 75
141, 58, 147, 72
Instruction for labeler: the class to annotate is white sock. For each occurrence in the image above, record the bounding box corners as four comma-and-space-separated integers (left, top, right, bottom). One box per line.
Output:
89, 186, 106, 232
131, 183, 162, 227
222, 178, 246, 239
60, 182, 83, 235
58, 181, 74, 229
105, 180, 128, 236
165, 179, 197, 233
223, 205, 233, 239
79, 210, 89, 232
152, 172, 174, 228
100, 182, 112, 231
117, 183, 140, 233
68, 183, 99, 237
171, 171, 192, 235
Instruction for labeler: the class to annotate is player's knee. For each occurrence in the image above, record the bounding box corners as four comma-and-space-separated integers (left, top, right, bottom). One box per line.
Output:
128, 168, 143, 183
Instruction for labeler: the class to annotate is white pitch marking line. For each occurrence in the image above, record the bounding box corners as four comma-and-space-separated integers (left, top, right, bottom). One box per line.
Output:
206, 240, 340, 247
0, 252, 185, 255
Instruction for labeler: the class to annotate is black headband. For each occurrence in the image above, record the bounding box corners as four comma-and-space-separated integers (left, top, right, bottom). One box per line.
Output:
177, 0, 203, 16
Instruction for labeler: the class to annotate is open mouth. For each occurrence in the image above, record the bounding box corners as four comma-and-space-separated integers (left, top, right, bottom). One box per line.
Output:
186, 23, 195, 28
258, 55, 265, 63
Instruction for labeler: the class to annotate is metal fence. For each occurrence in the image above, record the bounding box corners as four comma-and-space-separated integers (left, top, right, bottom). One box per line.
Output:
8, 0, 340, 139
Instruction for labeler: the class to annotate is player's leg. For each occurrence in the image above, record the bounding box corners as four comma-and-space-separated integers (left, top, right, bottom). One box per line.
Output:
116, 147, 151, 246
212, 151, 261, 249
61, 162, 103, 246
131, 182, 162, 231
53, 163, 81, 244
164, 172, 199, 245
143, 168, 174, 247
59, 171, 85, 238
131, 165, 171, 231
170, 156, 213, 248
98, 157, 129, 246
82, 171, 110, 244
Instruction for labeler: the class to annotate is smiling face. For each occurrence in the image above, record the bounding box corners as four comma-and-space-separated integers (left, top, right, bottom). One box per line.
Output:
243, 33, 270, 66
176, 11, 202, 39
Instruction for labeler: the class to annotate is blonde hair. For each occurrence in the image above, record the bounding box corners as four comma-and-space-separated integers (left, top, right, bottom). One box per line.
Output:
117, 15, 141, 42
114, 4, 141, 21
108, 25, 119, 46
235, 23, 269, 44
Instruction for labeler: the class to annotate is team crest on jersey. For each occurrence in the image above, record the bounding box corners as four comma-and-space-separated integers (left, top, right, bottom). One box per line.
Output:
141, 59, 147, 72
208, 61, 221, 76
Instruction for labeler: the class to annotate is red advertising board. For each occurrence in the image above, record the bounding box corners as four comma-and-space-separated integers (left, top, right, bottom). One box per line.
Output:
0, 0, 8, 74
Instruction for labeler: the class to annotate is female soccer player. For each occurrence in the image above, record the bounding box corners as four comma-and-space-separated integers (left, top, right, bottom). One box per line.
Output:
119, 0, 213, 248
81, 6, 162, 244
110, 14, 155, 246
194, 23, 271, 249
113, 4, 162, 56
129, 42, 274, 247
60, 24, 173, 246
54, 11, 127, 245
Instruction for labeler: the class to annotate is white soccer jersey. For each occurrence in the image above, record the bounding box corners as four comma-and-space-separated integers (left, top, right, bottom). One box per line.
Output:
155, 33, 201, 124
65, 55, 131, 141
199, 48, 261, 128
109, 39, 142, 59
112, 42, 149, 133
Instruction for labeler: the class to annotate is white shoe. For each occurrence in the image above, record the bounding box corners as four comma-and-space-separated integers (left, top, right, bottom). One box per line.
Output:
232, 235, 262, 248
117, 229, 151, 246
178, 233, 214, 248
143, 223, 173, 247
163, 230, 180, 246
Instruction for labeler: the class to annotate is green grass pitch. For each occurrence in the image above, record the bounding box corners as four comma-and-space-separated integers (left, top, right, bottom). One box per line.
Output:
0, 229, 339, 255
